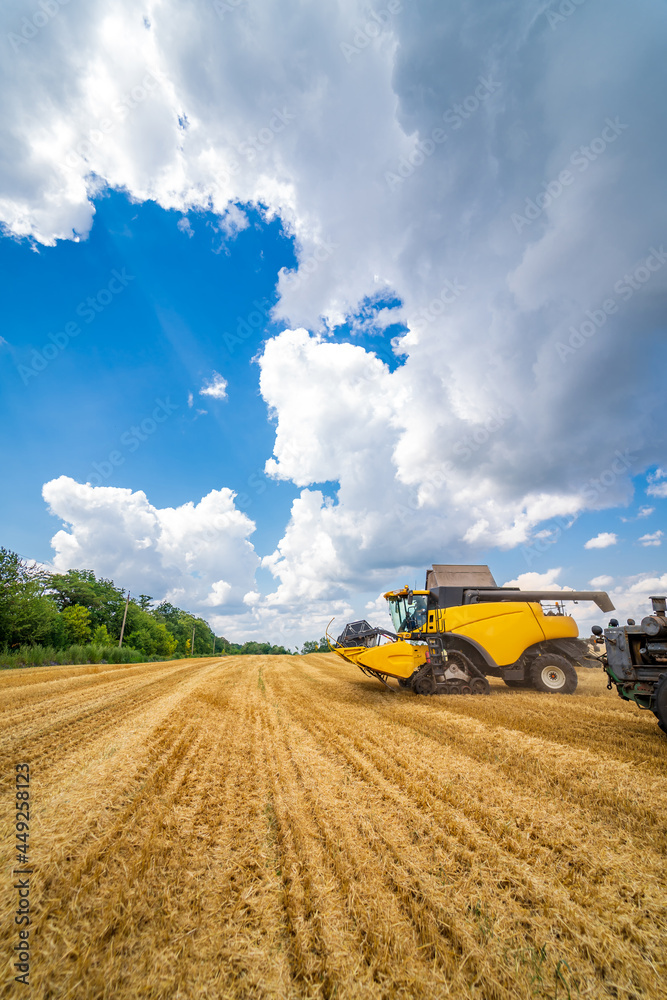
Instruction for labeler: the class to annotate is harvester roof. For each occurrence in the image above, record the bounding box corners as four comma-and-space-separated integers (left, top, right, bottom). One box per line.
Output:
425, 564, 498, 590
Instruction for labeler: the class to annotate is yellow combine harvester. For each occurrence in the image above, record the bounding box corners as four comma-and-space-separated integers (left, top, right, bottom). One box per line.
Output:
331, 565, 614, 695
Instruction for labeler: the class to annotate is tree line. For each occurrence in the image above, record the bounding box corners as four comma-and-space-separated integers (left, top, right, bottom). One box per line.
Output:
0, 548, 293, 665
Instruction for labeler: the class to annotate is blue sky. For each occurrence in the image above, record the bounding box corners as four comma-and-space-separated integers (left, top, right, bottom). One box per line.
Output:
0, 0, 666, 643
1, 193, 298, 560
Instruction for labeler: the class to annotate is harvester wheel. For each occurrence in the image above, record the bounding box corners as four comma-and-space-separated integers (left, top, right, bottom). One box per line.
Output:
470, 676, 490, 695
413, 672, 435, 695
530, 655, 577, 694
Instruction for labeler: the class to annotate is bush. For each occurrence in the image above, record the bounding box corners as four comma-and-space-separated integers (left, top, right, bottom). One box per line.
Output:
66, 644, 87, 665
0, 642, 154, 670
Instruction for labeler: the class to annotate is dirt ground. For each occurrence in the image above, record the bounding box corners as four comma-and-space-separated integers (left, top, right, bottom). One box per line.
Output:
1, 653, 665, 999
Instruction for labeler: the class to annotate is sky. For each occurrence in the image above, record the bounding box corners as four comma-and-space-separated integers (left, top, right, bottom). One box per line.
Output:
0, 0, 666, 647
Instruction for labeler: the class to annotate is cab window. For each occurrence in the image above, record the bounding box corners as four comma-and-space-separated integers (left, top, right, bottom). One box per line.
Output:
389, 594, 428, 632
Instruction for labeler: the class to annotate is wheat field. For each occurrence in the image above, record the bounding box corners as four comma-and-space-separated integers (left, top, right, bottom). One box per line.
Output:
1, 653, 665, 999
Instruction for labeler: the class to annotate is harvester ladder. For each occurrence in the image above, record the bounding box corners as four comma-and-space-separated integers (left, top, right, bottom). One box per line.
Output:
426, 636, 447, 683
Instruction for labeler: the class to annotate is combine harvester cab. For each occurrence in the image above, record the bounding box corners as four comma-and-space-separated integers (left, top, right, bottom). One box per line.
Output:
594, 596, 667, 737
331, 564, 614, 696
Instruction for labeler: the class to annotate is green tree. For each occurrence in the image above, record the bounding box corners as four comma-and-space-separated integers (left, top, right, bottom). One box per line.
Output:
49, 569, 126, 636
62, 605, 92, 644
152, 603, 215, 656
300, 638, 330, 654
125, 613, 177, 658
0, 548, 61, 647
91, 624, 112, 645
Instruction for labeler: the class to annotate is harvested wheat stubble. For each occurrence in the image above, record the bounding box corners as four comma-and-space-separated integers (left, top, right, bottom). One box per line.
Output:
1, 655, 665, 999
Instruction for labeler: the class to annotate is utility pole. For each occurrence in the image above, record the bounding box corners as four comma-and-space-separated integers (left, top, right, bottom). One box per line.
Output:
191, 623, 196, 657
118, 592, 130, 648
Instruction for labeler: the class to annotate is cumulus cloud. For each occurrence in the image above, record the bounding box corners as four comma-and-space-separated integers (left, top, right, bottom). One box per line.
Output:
550, 572, 667, 636
584, 532, 618, 550
199, 371, 228, 400
495, 568, 663, 638
600, 573, 667, 631
3, 0, 666, 627
40, 475, 356, 645
364, 594, 395, 632
42, 476, 259, 614
257, 328, 596, 604
202, 579, 232, 605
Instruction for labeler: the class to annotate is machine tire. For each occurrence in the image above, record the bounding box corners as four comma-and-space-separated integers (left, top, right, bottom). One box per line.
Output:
654, 674, 667, 735
413, 671, 435, 696
530, 655, 578, 694
471, 676, 490, 695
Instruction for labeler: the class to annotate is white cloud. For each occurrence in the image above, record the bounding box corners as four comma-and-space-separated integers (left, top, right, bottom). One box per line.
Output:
554, 573, 667, 636
177, 216, 194, 237
638, 530, 663, 547
584, 532, 617, 550
621, 505, 655, 522
257, 328, 594, 604
646, 470, 667, 497
42, 476, 259, 613
502, 568, 568, 591
364, 594, 394, 631
199, 371, 228, 400
589, 575, 614, 588
3, 1, 666, 624
40, 475, 363, 646
219, 203, 249, 238
202, 579, 232, 605
588, 573, 667, 633
497, 569, 619, 637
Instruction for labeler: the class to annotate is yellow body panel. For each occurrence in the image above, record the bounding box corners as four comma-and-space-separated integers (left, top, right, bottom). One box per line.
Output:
333, 640, 426, 679
539, 609, 579, 640
383, 587, 429, 599
427, 602, 578, 666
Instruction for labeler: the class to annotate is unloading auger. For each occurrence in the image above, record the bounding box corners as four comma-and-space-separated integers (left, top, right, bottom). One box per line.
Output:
329, 564, 614, 696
